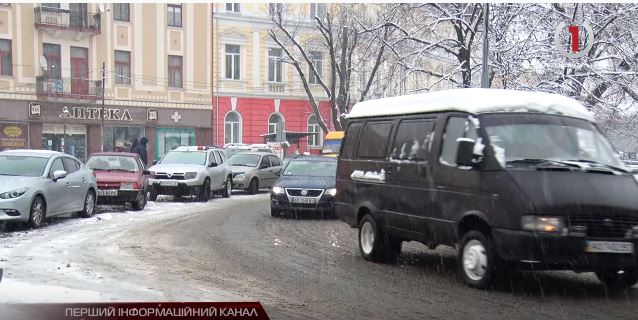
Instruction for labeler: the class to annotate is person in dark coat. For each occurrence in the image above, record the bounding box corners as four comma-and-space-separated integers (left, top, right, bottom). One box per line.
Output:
129, 138, 138, 153
135, 137, 149, 167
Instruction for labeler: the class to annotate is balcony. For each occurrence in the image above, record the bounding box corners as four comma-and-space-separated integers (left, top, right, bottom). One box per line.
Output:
265, 82, 286, 94
33, 6, 101, 40
36, 76, 103, 100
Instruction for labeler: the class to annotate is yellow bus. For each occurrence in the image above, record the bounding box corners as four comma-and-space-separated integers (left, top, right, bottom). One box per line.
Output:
321, 131, 344, 157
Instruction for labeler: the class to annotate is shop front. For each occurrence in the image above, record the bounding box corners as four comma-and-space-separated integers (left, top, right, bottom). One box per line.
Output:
0, 101, 213, 163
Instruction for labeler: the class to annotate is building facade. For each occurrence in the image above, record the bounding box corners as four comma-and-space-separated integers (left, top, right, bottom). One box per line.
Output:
212, 3, 334, 155
0, 3, 212, 162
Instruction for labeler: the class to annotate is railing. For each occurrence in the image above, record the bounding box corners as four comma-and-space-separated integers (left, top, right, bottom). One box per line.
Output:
36, 76, 103, 100
266, 82, 286, 93
33, 6, 101, 33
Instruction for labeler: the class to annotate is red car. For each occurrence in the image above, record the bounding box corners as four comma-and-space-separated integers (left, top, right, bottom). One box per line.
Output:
86, 152, 149, 210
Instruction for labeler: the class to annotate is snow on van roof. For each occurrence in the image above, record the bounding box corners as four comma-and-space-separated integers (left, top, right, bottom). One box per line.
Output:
347, 88, 594, 121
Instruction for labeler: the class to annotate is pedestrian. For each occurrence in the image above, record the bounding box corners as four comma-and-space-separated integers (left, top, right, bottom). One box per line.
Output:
130, 138, 138, 153
134, 137, 149, 167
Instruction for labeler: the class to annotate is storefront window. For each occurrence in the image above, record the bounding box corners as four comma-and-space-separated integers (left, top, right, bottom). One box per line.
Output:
41, 123, 86, 161
156, 128, 195, 160
103, 126, 144, 152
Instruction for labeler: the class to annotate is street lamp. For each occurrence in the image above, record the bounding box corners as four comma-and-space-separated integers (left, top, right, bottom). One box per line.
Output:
60, 106, 71, 154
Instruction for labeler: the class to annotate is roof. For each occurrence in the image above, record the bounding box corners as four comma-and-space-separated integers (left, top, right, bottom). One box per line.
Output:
0, 149, 60, 158
290, 155, 337, 162
172, 146, 221, 152
89, 152, 140, 158
259, 131, 316, 138
229, 151, 275, 157
347, 88, 594, 121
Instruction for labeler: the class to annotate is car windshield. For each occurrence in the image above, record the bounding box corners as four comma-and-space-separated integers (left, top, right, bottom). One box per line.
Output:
87, 155, 140, 172
160, 151, 206, 165
322, 140, 341, 154
0, 155, 49, 177
223, 148, 249, 158
228, 154, 260, 167
484, 117, 625, 170
283, 160, 337, 177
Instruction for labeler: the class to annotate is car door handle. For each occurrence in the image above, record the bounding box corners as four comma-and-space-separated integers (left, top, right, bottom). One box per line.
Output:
81, 177, 86, 181
65, 182, 72, 186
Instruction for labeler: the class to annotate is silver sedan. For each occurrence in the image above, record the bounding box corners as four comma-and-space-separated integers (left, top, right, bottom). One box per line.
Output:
228, 152, 283, 194
0, 150, 97, 228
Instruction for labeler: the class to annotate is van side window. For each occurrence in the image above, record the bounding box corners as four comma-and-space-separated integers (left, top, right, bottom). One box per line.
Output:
356, 121, 393, 159
341, 123, 362, 159
391, 120, 435, 161
440, 117, 478, 166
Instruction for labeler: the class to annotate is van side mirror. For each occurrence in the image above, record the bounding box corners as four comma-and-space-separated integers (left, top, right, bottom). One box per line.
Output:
456, 138, 477, 167
52, 170, 68, 181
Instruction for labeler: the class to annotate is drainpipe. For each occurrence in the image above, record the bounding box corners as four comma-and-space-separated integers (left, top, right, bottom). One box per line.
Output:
213, 5, 221, 146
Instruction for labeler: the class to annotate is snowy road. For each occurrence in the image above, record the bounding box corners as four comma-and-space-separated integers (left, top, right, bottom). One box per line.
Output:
1, 192, 637, 319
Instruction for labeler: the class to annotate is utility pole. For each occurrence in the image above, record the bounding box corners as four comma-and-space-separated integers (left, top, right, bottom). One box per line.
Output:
100, 61, 105, 152
481, 3, 490, 88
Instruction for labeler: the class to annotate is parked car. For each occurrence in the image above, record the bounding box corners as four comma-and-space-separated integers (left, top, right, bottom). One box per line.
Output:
336, 88, 638, 289
0, 150, 97, 228
147, 146, 232, 202
223, 144, 251, 159
249, 144, 275, 154
228, 152, 283, 194
623, 159, 638, 170
86, 152, 149, 210
270, 156, 337, 218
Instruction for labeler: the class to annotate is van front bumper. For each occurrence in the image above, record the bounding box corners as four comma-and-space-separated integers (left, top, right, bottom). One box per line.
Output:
493, 228, 638, 271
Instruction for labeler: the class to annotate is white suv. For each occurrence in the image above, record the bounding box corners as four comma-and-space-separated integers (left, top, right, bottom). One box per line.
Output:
147, 146, 232, 202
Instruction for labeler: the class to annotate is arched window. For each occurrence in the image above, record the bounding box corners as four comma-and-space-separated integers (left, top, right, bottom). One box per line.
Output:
268, 113, 284, 142
224, 111, 241, 144
307, 114, 322, 147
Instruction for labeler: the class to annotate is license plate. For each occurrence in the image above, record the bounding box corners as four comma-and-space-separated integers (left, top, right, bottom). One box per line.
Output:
291, 197, 316, 204
97, 189, 118, 197
160, 181, 178, 187
586, 241, 634, 254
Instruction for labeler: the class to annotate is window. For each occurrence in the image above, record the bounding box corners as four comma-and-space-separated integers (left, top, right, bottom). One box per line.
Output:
62, 157, 79, 173
307, 114, 321, 147
268, 48, 282, 82
268, 113, 284, 142
225, 3, 240, 13
113, 3, 130, 22
102, 126, 144, 152
225, 44, 240, 80
211, 150, 221, 165
310, 3, 325, 18
356, 121, 393, 159
114, 50, 131, 85
440, 117, 478, 166
167, 4, 182, 27
41, 3, 60, 9
259, 156, 271, 168
0, 39, 11, 76
341, 122, 362, 159
269, 155, 281, 167
391, 119, 435, 161
168, 55, 182, 88
49, 158, 64, 178
224, 111, 241, 144
268, 3, 283, 14
308, 51, 322, 84
43, 43, 61, 79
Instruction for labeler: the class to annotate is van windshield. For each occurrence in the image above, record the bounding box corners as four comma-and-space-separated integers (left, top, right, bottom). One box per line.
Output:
483, 116, 625, 171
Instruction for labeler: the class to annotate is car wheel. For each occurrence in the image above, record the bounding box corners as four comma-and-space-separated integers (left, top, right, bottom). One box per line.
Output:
28, 196, 46, 229
149, 188, 158, 202
132, 190, 147, 211
198, 179, 210, 202
358, 214, 401, 262
596, 268, 638, 289
246, 178, 259, 195
270, 207, 280, 217
79, 190, 96, 218
221, 176, 232, 198
458, 230, 497, 289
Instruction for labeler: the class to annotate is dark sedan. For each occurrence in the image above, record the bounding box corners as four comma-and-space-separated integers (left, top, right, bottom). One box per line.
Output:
270, 156, 337, 219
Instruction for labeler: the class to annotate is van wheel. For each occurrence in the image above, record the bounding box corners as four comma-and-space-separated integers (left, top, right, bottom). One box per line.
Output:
358, 214, 401, 262
459, 231, 496, 289
596, 269, 638, 289
28, 196, 46, 228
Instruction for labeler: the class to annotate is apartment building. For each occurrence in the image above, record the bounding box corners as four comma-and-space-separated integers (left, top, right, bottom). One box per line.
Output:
212, 3, 333, 155
0, 3, 212, 161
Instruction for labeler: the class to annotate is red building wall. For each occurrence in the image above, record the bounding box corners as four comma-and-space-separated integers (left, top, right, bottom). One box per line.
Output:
212, 96, 334, 155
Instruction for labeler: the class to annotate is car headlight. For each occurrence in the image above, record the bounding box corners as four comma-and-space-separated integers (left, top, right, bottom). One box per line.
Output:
184, 172, 198, 180
521, 215, 564, 233
272, 186, 285, 195
149, 171, 157, 178
326, 188, 337, 196
120, 183, 135, 190
235, 174, 245, 180
0, 187, 28, 199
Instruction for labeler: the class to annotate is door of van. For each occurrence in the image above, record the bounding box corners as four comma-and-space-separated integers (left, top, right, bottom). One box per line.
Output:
384, 118, 437, 242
